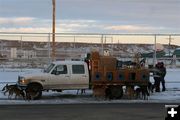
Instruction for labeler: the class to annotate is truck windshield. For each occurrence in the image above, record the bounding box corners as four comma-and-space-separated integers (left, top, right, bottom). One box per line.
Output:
44, 63, 55, 73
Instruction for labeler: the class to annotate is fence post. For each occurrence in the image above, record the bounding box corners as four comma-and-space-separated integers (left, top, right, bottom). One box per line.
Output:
101, 34, 104, 55
153, 35, 157, 67
48, 33, 51, 64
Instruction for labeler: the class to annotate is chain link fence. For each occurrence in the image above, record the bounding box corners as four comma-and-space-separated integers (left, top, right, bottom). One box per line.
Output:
0, 32, 180, 69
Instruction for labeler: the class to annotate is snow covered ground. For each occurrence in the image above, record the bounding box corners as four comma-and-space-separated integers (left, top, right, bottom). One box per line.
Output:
0, 68, 180, 104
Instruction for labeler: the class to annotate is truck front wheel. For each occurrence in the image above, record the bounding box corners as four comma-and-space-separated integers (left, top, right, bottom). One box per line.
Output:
26, 83, 43, 100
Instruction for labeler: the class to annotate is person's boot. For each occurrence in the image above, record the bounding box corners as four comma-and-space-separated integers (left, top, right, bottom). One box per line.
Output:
155, 90, 160, 92
162, 88, 166, 92
155, 86, 160, 92
155, 87, 160, 92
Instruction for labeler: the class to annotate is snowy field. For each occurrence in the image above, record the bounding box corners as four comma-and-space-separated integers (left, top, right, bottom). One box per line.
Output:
0, 68, 180, 104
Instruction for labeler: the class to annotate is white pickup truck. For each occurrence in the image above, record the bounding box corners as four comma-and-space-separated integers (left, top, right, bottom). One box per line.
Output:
17, 61, 89, 99
17, 52, 151, 100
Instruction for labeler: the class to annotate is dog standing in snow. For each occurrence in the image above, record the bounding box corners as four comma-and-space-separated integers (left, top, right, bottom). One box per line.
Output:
134, 86, 150, 100
2, 84, 25, 99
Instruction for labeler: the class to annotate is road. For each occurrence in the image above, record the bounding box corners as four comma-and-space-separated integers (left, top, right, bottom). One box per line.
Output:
0, 103, 170, 120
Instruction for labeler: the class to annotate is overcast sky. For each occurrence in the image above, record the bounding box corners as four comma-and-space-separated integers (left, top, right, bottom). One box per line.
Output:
0, 0, 180, 33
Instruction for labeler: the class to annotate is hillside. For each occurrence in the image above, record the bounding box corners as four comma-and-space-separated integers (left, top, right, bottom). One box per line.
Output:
0, 39, 179, 59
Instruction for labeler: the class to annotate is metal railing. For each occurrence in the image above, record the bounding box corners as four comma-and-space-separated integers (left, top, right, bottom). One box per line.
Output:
0, 32, 180, 68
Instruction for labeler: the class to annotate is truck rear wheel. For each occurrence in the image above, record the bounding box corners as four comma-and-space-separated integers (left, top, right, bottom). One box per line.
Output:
106, 86, 123, 99
26, 83, 42, 100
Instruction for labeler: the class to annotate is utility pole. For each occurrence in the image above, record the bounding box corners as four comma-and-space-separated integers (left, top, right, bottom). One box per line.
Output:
52, 0, 56, 61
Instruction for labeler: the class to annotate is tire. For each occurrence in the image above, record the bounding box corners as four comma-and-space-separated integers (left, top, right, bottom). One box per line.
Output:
105, 88, 112, 99
113, 86, 123, 99
106, 86, 123, 99
26, 83, 42, 100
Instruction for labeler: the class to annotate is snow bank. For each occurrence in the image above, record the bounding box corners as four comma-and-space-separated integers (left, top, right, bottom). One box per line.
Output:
0, 68, 180, 104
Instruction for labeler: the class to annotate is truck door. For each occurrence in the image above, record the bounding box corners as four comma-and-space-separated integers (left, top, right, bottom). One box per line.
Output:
49, 64, 70, 89
70, 64, 89, 89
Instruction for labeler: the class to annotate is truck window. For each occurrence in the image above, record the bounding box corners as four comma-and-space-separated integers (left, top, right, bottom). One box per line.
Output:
72, 65, 85, 74
52, 65, 67, 75
44, 63, 55, 73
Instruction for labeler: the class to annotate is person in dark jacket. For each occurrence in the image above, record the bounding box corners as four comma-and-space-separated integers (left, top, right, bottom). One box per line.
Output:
159, 62, 166, 91
153, 63, 161, 92
153, 62, 166, 92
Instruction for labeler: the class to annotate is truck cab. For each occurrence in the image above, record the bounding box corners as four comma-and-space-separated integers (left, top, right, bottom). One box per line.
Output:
18, 61, 89, 99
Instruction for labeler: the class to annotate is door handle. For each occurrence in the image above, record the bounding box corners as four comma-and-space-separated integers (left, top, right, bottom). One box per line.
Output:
65, 75, 70, 77
82, 75, 87, 77
41, 80, 45, 82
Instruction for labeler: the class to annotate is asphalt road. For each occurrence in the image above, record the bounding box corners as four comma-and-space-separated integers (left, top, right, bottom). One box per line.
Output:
0, 103, 169, 120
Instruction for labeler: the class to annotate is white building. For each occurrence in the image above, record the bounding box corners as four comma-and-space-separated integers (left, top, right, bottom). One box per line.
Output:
22, 50, 36, 59
10, 48, 17, 58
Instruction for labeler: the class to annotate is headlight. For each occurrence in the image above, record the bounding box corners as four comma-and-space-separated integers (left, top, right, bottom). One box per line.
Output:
19, 79, 26, 84
18, 76, 28, 85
